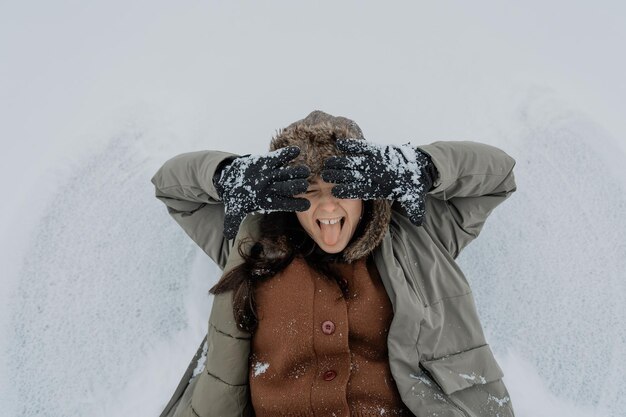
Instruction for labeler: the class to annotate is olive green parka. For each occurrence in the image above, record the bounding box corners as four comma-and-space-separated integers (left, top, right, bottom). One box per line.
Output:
151, 138, 517, 417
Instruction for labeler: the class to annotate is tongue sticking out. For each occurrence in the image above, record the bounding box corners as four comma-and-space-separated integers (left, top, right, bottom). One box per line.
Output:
319, 221, 341, 246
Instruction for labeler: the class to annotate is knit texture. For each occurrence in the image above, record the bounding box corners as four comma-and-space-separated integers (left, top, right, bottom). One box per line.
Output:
249, 256, 412, 417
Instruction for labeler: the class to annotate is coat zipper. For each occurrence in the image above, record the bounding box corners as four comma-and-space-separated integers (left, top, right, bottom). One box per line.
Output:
448, 398, 471, 417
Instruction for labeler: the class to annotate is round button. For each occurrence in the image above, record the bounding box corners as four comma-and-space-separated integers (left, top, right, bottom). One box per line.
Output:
321, 320, 335, 335
323, 370, 337, 381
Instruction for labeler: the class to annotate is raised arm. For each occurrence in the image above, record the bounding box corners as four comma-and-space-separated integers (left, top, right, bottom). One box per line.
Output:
417, 141, 517, 258
151, 147, 313, 268
150, 150, 238, 269
321, 139, 517, 259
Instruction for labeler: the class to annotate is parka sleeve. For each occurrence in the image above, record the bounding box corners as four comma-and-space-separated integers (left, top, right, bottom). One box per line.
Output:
150, 150, 239, 270
416, 141, 517, 259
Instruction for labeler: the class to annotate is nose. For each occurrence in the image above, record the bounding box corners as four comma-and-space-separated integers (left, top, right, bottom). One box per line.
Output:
318, 188, 340, 212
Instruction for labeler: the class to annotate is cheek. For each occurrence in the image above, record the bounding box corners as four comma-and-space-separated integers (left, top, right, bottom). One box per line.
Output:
351, 204, 364, 234
347, 201, 363, 221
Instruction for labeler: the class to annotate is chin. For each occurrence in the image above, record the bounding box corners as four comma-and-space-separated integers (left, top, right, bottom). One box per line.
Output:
318, 244, 345, 254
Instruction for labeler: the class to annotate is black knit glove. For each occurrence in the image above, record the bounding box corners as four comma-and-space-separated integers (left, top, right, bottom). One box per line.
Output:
321, 139, 437, 226
215, 147, 311, 239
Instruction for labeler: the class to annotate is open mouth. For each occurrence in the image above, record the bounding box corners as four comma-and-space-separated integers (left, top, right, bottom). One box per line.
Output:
315, 216, 346, 246
316, 217, 345, 228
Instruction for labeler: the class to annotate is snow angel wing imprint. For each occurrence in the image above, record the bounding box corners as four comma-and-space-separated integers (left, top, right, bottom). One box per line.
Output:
216, 146, 311, 239
321, 138, 435, 226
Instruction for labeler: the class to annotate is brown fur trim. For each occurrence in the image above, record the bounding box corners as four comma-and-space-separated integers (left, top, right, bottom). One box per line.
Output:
269, 110, 391, 263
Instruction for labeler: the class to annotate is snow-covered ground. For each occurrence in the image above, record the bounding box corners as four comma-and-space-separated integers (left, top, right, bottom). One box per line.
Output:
1, 2, 625, 416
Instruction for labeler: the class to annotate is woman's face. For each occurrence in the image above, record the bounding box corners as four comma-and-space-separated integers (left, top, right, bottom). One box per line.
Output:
295, 176, 363, 254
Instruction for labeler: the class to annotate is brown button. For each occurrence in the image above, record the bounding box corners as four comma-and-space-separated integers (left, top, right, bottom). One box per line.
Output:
323, 370, 336, 381
321, 320, 335, 335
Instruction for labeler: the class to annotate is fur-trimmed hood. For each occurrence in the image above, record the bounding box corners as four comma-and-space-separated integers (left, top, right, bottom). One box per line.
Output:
269, 110, 392, 263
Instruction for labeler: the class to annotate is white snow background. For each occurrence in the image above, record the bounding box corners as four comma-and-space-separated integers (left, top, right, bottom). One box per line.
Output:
1, 1, 625, 416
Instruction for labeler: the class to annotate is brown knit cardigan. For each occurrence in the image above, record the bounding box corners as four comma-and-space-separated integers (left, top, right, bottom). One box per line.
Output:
249, 255, 413, 417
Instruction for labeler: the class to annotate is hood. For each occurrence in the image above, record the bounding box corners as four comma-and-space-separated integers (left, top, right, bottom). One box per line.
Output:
269, 110, 392, 263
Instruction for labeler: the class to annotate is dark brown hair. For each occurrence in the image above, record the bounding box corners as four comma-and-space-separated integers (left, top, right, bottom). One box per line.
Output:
209, 202, 372, 333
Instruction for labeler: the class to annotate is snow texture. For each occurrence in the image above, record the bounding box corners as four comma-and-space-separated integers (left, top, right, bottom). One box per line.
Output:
191, 340, 209, 378
409, 373, 433, 386
217, 147, 309, 238
323, 139, 431, 225
459, 373, 487, 384
1, 2, 625, 417
252, 362, 270, 377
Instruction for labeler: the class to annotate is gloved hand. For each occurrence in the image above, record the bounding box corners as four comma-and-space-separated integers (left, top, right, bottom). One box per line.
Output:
215, 146, 311, 239
321, 139, 437, 226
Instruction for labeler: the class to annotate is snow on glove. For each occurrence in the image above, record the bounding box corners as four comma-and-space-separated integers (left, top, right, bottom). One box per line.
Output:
321, 139, 436, 226
216, 146, 311, 239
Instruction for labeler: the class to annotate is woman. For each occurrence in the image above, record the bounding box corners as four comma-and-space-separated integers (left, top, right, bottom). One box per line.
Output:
151, 110, 517, 417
